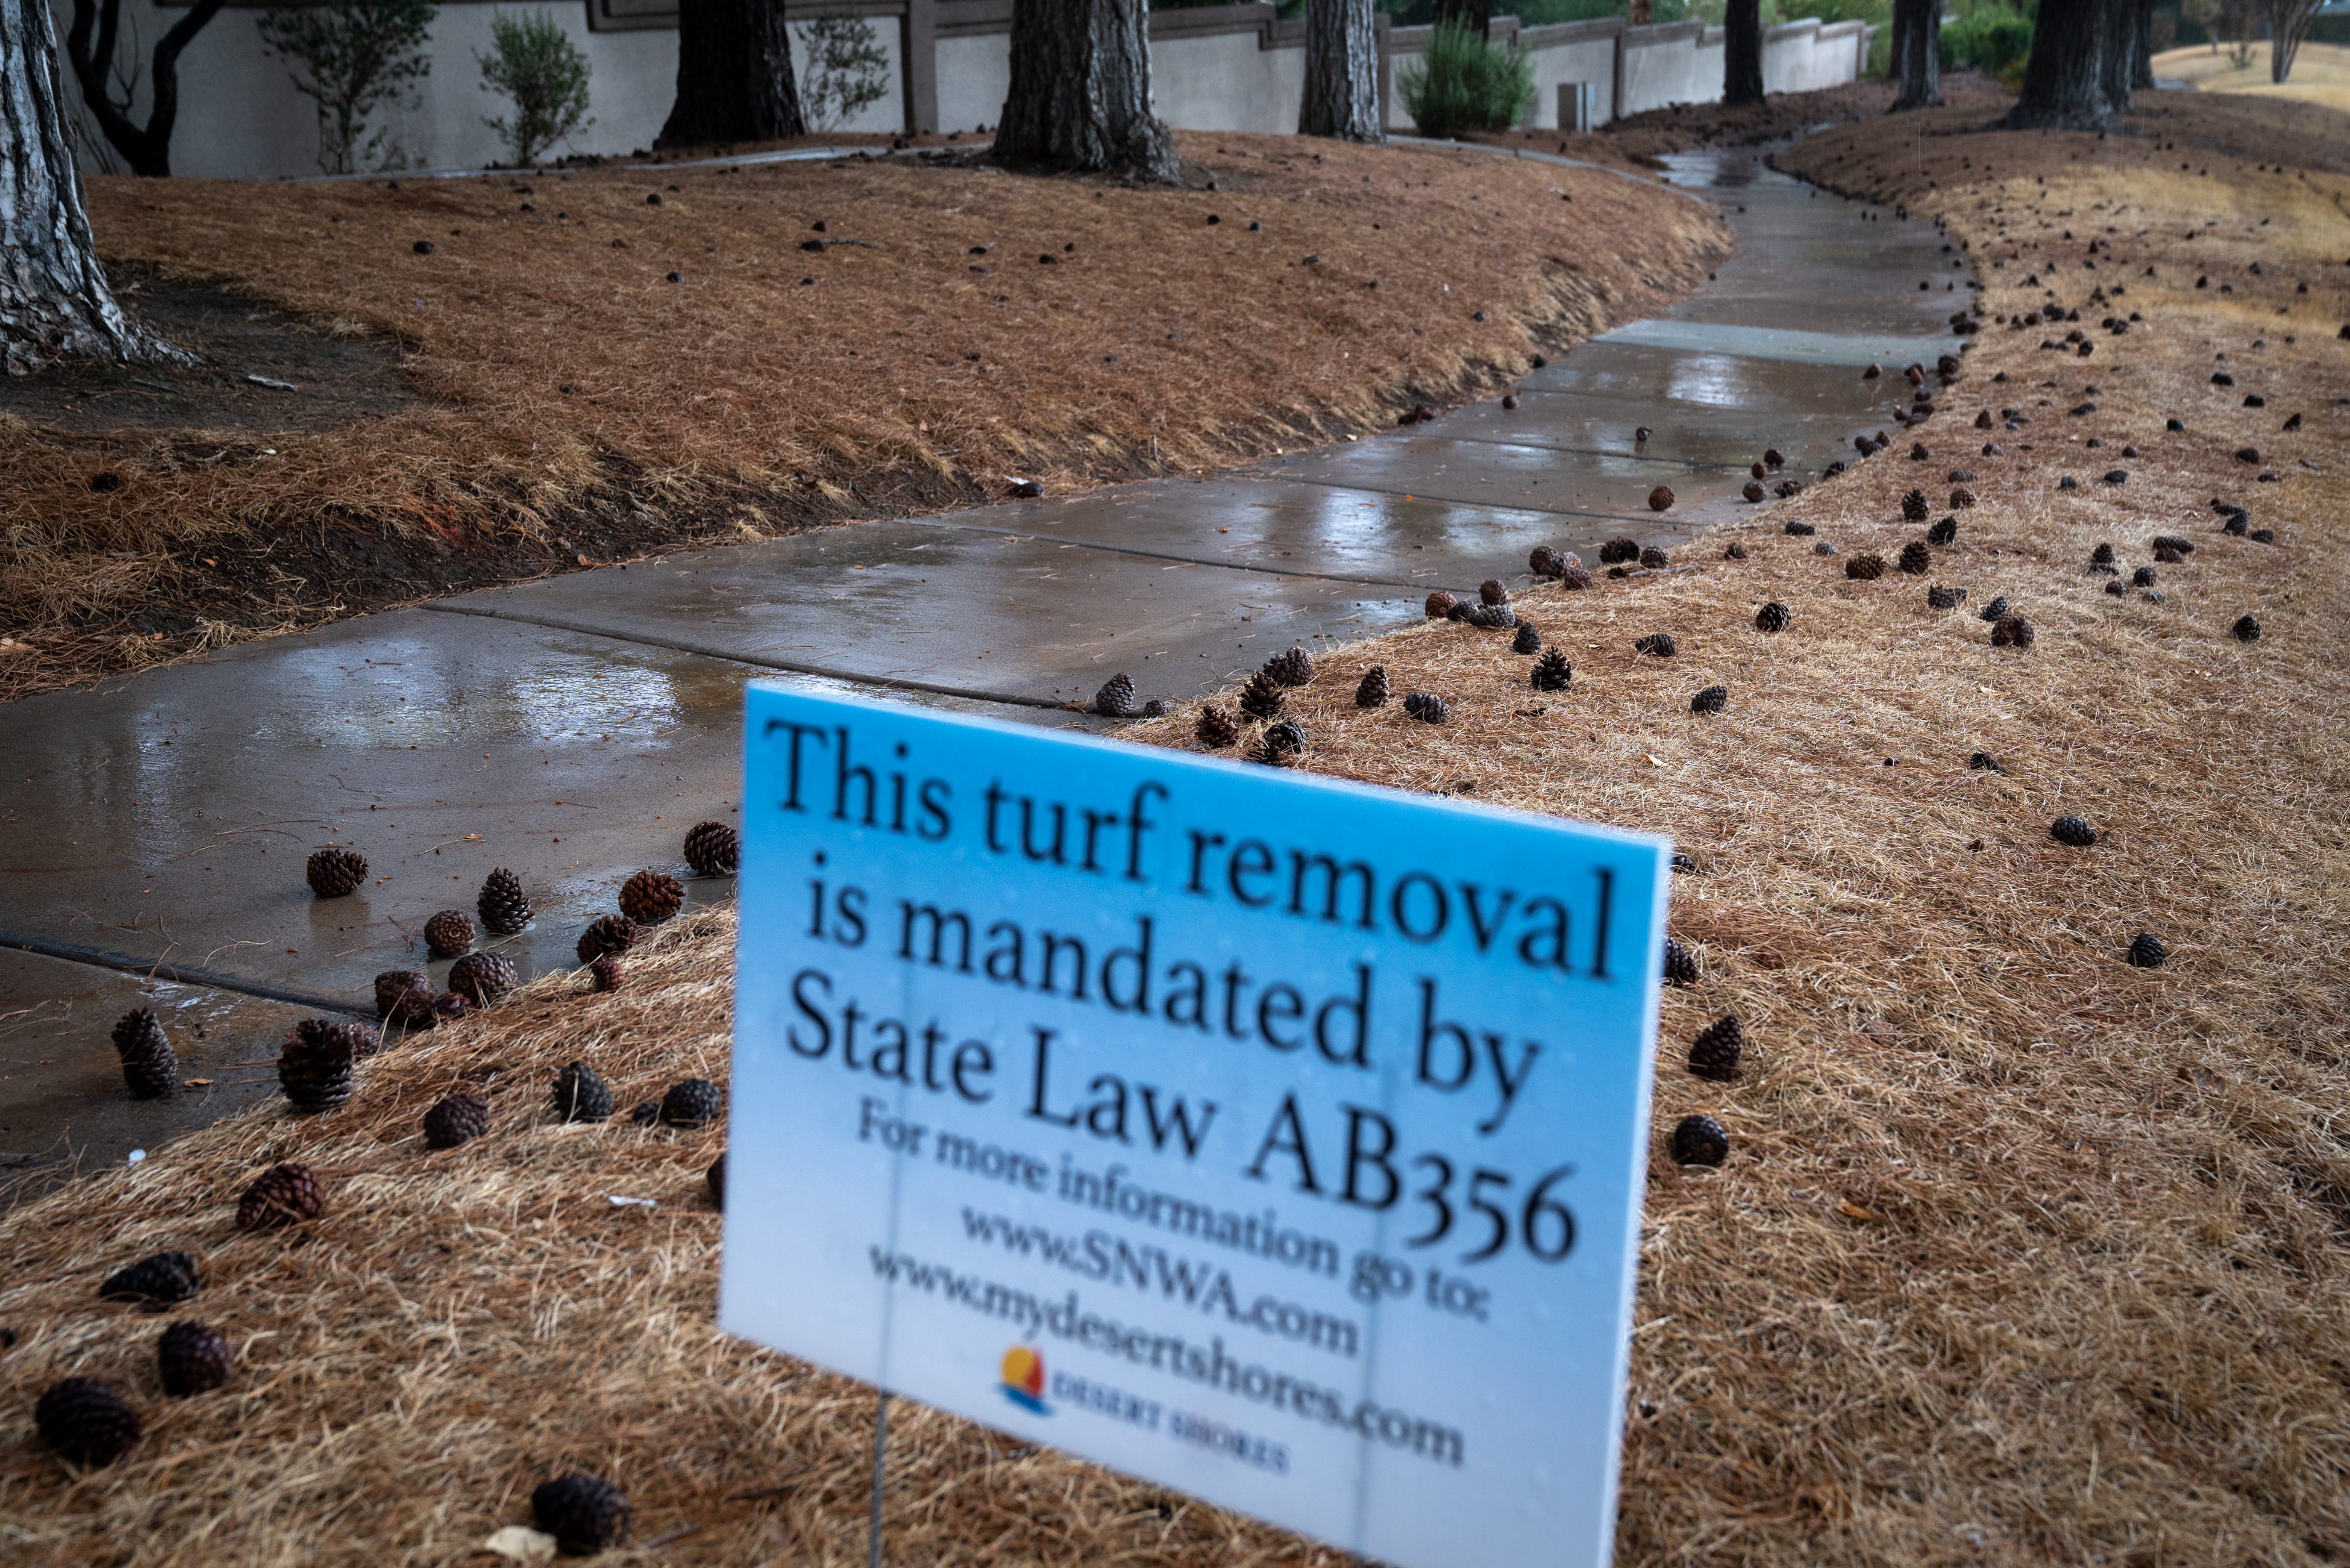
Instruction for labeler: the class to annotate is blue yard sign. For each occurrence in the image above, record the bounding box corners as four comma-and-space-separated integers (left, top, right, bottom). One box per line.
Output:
719, 684, 1670, 1568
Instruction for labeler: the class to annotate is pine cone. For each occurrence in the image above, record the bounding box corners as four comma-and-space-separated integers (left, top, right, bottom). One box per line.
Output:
1900, 488, 1929, 523
1690, 684, 1728, 714
1927, 584, 1966, 610
476, 868, 533, 934
1559, 567, 1594, 590
2132, 566, 2157, 587
1238, 670, 1285, 721
591, 956, 625, 993
1254, 720, 1307, 766
1464, 602, 1517, 629
1783, 520, 1816, 536
306, 847, 368, 899
631, 1100, 660, 1127
1531, 650, 1572, 692
1670, 1114, 1730, 1167
35, 1378, 141, 1466
1662, 937, 1699, 985
1979, 595, 2010, 622
1633, 632, 1677, 657
1754, 602, 1791, 634
236, 1163, 325, 1230
423, 1093, 490, 1149
661, 1078, 725, 1128
1529, 545, 1563, 578
111, 1009, 178, 1100
450, 951, 518, 1006
1846, 554, 1886, 581
1401, 692, 1449, 724
1688, 1016, 1745, 1082
278, 1019, 363, 1112
1970, 751, 2002, 772
1949, 486, 1977, 508
1640, 546, 1670, 569
2149, 534, 2193, 556
2127, 932, 2167, 969
1724, 542, 1749, 560
707, 1152, 726, 1210
533, 1473, 633, 1557
552, 1061, 615, 1122
1599, 537, 1640, 565
1477, 579, 1509, 608
375, 969, 436, 1028
1093, 672, 1137, 717
2232, 614, 2260, 642
2154, 545, 2184, 564
433, 992, 469, 1023
1898, 541, 1931, 575
157, 1320, 234, 1397
100, 1250, 199, 1305
1265, 646, 1315, 686
1764, 446, 1785, 467
1743, 481, 1766, 502
1195, 705, 1240, 748
1355, 667, 1390, 708
683, 820, 739, 876
1990, 614, 2036, 649
423, 909, 475, 959
1926, 516, 1958, 545
1424, 589, 1458, 618
619, 869, 684, 923
1512, 622, 1542, 655
2091, 542, 2115, 564
2049, 816, 2098, 847
1648, 486, 1676, 512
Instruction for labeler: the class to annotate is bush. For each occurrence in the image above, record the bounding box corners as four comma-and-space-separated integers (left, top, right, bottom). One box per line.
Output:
256, 0, 437, 175
1399, 19, 1535, 137
1940, 4, 2034, 75
478, 10, 592, 166
797, 15, 893, 133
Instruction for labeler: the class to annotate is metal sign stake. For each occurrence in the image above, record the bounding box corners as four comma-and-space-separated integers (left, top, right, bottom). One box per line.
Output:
868, 1390, 891, 1568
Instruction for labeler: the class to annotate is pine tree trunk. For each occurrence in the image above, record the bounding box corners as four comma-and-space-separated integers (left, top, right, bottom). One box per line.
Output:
1723, 0, 1765, 105
660, 0, 806, 147
992, 0, 1176, 181
2132, 0, 2154, 88
1890, 0, 1940, 108
1300, 0, 1382, 140
2, 0, 187, 373
2002, 0, 2113, 128
1886, 0, 1908, 80
2099, 0, 2138, 114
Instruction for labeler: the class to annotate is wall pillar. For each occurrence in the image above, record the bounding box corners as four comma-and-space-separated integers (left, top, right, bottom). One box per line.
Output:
903, 0, 939, 134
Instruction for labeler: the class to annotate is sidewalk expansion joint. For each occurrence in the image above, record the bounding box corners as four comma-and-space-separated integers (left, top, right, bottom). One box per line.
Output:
0, 929, 374, 1017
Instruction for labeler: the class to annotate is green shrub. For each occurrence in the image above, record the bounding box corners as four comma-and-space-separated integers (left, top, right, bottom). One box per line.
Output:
478, 11, 593, 166
1940, 4, 2034, 75
1399, 19, 1535, 137
256, 0, 437, 175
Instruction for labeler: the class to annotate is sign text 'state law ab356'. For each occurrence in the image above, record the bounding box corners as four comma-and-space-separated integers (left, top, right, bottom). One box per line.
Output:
719, 686, 1670, 1568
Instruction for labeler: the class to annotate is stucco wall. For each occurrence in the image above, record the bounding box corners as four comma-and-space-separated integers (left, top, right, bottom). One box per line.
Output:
56, 2, 1873, 180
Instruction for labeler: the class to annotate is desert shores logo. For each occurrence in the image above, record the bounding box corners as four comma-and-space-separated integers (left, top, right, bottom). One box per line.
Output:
999, 1346, 1050, 1415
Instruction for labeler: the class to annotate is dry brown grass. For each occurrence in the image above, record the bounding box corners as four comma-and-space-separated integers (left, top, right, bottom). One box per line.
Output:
5, 94, 2348, 1567
0, 133, 1727, 701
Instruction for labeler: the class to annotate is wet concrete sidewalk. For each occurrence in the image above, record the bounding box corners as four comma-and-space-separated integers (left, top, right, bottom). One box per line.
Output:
0, 148, 1967, 1194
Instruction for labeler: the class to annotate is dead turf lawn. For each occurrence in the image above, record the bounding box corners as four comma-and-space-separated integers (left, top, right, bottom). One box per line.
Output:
2, 91, 2348, 1568
0, 132, 1727, 702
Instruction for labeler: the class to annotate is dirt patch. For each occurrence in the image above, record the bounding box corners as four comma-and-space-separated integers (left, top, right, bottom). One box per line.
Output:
1472, 74, 2007, 166
0, 133, 1729, 700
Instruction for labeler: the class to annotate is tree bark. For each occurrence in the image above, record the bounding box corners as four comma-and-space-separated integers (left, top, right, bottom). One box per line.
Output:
2267, 0, 2319, 82
992, 0, 1176, 181
64, 0, 227, 178
1886, 0, 1908, 80
1300, 0, 1382, 141
2, 0, 188, 372
2132, 0, 2154, 88
1890, 0, 1940, 109
1723, 0, 1765, 105
660, 0, 805, 148
1435, 0, 1492, 41
2099, 0, 2138, 116
2002, 0, 2114, 128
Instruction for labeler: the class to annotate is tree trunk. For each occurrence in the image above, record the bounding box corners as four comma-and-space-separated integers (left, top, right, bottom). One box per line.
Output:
2269, 0, 2318, 82
993, 0, 1176, 181
1435, 0, 1492, 40
1886, 0, 1909, 80
2, 0, 187, 373
2133, 0, 2154, 88
2099, 0, 2138, 115
2002, 0, 2114, 128
1300, 0, 1382, 141
1890, 0, 1940, 108
660, 0, 805, 148
64, 0, 227, 178
1724, 0, 1766, 105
